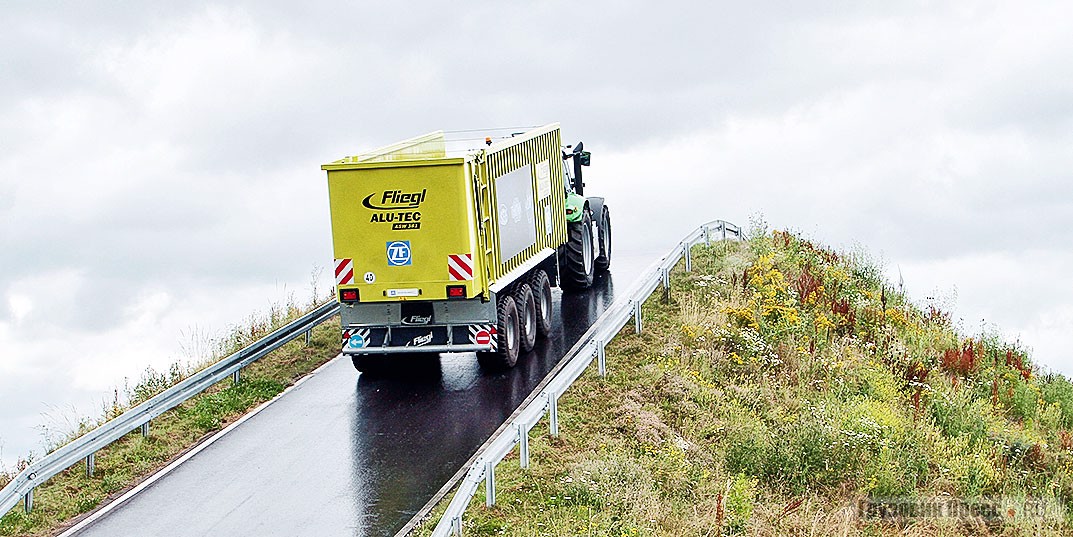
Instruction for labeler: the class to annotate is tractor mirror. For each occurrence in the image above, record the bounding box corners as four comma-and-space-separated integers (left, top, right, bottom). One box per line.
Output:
573, 141, 584, 154
579, 151, 591, 166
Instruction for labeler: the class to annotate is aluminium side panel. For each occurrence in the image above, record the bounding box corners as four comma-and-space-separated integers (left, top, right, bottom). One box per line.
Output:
478, 124, 568, 287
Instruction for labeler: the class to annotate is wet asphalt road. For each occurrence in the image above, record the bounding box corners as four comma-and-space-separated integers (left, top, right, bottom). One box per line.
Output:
67, 257, 648, 537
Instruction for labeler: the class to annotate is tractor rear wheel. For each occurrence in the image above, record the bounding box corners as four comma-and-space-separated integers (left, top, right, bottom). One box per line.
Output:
477, 295, 521, 370
595, 205, 612, 272
560, 209, 595, 291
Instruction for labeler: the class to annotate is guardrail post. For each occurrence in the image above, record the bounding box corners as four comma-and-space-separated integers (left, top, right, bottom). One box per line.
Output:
597, 340, 606, 377
685, 244, 692, 272
722, 223, 727, 241
633, 300, 643, 333
232, 368, 241, 385
141, 421, 150, 437
661, 267, 670, 303
549, 393, 559, 438
485, 461, 496, 507
450, 516, 462, 535
518, 424, 530, 469
305, 330, 311, 346
86, 452, 95, 477
704, 225, 711, 245
24, 489, 33, 513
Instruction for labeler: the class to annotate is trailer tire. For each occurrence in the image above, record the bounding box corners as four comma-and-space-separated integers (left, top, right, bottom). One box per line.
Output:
529, 269, 553, 338
560, 209, 595, 291
477, 295, 520, 370
595, 205, 611, 273
513, 283, 537, 353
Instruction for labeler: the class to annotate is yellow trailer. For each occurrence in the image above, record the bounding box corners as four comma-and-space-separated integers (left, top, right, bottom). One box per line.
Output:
322, 123, 611, 371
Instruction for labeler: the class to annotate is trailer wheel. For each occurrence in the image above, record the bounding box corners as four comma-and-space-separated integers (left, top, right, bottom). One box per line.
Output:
595, 205, 611, 272
477, 295, 520, 370
560, 209, 595, 290
513, 282, 537, 353
529, 269, 553, 337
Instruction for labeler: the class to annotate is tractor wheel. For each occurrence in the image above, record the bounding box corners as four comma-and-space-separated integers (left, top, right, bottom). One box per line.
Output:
595, 205, 612, 272
528, 269, 553, 338
513, 282, 537, 353
559, 209, 595, 290
477, 295, 520, 370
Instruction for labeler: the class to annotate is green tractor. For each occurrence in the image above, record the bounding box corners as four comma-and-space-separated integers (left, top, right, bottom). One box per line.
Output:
559, 141, 611, 290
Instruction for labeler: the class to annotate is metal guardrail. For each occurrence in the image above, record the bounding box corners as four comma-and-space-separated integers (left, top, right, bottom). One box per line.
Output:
429, 219, 742, 536
0, 300, 340, 517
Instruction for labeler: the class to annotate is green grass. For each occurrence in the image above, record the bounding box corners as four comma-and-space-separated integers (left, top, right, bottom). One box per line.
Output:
414, 233, 1073, 536
0, 300, 341, 537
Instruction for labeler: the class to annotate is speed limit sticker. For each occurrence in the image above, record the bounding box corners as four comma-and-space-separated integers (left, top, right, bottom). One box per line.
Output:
364, 272, 376, 284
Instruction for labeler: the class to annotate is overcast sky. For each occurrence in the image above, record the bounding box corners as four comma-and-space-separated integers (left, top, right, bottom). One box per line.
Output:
2, 1, 1071, 468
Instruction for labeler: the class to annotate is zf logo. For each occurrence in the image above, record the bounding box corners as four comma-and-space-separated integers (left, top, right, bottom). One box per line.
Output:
387, 241, 412, 266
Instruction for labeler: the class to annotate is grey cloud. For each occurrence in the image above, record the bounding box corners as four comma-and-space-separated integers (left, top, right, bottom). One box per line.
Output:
4, 0, 1073, 465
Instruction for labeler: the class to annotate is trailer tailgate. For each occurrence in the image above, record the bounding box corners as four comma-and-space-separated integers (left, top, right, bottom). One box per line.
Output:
325, 159, 483, 302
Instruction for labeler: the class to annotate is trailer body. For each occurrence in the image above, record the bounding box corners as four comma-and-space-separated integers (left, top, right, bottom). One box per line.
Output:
323, 124, 574, 358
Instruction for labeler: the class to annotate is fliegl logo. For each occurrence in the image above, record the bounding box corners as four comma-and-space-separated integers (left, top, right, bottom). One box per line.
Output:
402, 315, 432, 325
363, 189, 426, 230
409, 332, 433, 347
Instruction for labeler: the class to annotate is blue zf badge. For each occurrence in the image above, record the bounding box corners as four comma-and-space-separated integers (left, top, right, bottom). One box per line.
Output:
386, 240, 412, 266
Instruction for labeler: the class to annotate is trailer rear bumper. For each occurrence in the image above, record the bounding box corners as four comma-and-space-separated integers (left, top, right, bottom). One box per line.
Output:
342, 343, 492, 355
340, 322, 498, 354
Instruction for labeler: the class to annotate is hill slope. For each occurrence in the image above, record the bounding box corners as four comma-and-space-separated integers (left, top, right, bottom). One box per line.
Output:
419, 230, 1072, 535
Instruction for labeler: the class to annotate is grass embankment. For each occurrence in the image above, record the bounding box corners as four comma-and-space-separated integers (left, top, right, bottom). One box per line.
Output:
416, 231, 1073, 536
0, 301, 341, 537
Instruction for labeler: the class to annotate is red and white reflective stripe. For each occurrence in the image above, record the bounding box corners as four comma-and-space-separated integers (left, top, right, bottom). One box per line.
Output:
335, 258, 354, 286
448, 254, 473, 281
468, 323, 497, 350
341, 328, 370, 347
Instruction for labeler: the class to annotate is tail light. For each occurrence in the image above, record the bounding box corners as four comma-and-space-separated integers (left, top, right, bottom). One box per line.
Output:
340, 289, 359, 303
446, 285, 466, 299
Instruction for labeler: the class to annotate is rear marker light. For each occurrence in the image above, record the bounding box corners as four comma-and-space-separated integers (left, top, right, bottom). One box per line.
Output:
340, 289, 359, 302
447, 285, 466, 299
